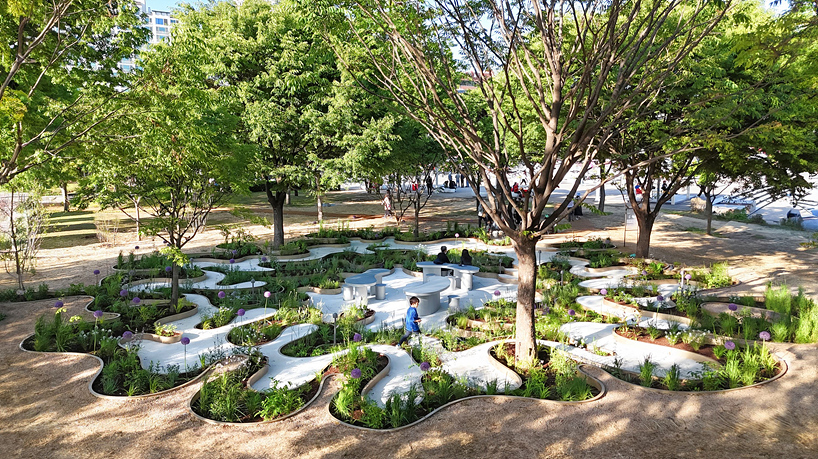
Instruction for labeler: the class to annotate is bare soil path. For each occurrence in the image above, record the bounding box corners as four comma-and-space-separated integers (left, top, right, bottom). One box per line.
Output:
1, 191, 818, 458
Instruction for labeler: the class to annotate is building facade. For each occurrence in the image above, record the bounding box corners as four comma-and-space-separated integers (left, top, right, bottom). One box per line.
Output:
119, 1, 178, 72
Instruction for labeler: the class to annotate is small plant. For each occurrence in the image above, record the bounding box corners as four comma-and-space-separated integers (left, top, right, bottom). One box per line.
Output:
256, 381, 307, 420
681, 330, 706, 351
154, 323, 177, 337
663, 364, 682, 391
665, 331, 682, 346
638, 357, 656, 387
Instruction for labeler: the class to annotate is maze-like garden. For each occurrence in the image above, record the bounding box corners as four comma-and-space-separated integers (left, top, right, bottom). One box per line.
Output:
22, 227, 807, 430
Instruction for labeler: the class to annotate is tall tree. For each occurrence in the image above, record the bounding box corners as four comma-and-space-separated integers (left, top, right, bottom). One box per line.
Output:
181, 0, 345, 247
329, 0, 734, 363
0, 0, 149, 185
78, 16, 246, 306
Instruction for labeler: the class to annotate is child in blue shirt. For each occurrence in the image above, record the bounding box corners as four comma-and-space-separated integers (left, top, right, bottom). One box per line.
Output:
398, 296, 421, 346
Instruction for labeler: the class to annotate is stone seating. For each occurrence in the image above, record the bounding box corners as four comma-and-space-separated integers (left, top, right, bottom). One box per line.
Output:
403, 276, 450, 315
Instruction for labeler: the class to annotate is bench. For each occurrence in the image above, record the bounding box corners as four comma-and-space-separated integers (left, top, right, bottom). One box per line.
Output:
416, 261, 480, 290
403, 276, 450, 315
342, 269, 391, 305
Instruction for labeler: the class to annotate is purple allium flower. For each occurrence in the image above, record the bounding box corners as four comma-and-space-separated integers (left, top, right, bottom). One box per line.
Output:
119, 289, 128, 297
93, 269, 100, 275
568, 309, 576, 316
657, 295, 664, 302
724, 340, 736, 351
263, 291, 271, 298
350, 368, 362, 379
420, 362, 431, 372
353, 333, 362, 342
600, 289, 607, 296
122, 331, 133, 340
132, 297, 141, 304
493, 290, 501, 297
642, 270, 648, 276
685, 274, 692, 280
232, 249, 237, 256
181, 336, 190, 346
229, 258, 235, 264
759, 331, 771, 341
728, 303, 738, 311
261, 256, 267, 262
237, 308, 245, 317
93, 310, 103, 319
54, 300, 64, 308
218, 291, 226, 299
165, 266, 172, 273
543, 306, 551, 315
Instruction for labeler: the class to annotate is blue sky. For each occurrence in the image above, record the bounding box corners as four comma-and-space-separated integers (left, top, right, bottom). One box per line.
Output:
144, 1, 183, 12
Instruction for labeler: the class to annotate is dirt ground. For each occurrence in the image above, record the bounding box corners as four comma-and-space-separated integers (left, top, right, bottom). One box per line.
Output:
1, 190, 818, 458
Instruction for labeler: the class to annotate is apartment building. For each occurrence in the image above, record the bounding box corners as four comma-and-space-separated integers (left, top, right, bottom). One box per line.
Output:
119, 1, 178, 72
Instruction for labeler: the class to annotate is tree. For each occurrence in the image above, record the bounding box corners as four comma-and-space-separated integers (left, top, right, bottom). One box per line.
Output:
79, 18, 246, 306
0, 0, 149, 185
385, 121, 445, 235
607, 1, 818, 255
0, 182, 47, 290
179, 0, 347, 247
330, 0, 734, 363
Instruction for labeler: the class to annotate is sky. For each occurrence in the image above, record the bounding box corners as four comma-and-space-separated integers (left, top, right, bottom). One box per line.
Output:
144, 1, 181, 12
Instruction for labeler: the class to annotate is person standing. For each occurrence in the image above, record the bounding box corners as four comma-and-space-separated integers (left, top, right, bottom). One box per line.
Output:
425, 176, 433, 196
398, 296, 421, 346
573, 193, 583, 219
477, 198, 486, 228
381, 191, 393, 218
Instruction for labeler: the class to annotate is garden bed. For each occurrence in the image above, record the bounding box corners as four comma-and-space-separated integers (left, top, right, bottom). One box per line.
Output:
489, 342, 601, 401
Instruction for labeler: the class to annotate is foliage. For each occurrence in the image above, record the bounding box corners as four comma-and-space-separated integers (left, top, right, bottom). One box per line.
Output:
0, 0, 150, 186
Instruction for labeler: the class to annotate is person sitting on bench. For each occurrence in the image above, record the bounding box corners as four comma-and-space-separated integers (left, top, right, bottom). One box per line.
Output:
459, 249, 472, 266
434, 246, 450, 264
433, 246, 452, 275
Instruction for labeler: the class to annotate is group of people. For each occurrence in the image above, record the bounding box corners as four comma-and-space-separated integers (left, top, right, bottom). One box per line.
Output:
432, 245, 472, 266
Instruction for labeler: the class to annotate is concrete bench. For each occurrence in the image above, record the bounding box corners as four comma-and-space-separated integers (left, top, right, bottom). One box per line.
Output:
416, 261, 480, 290
342, 269, 391, 305
404, 276, 450, 315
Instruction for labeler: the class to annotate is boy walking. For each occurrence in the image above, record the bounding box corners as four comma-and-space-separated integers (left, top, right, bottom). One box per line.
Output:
399, 296, 421, 346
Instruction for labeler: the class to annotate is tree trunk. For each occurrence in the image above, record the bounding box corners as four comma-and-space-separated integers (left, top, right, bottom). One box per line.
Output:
513, 235, 538, 366
171, 262, 180, 307
61, 183, 69, 212
9, 192, 24, 291
705, 190, 714, 235
413, 197, 420, 237
285, 191, 291, 205
265, 180, 287, 248
316, 175, 323, 222
134, 197, 141, 241
598, 182, 606, 212
635, 213, 657, 258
